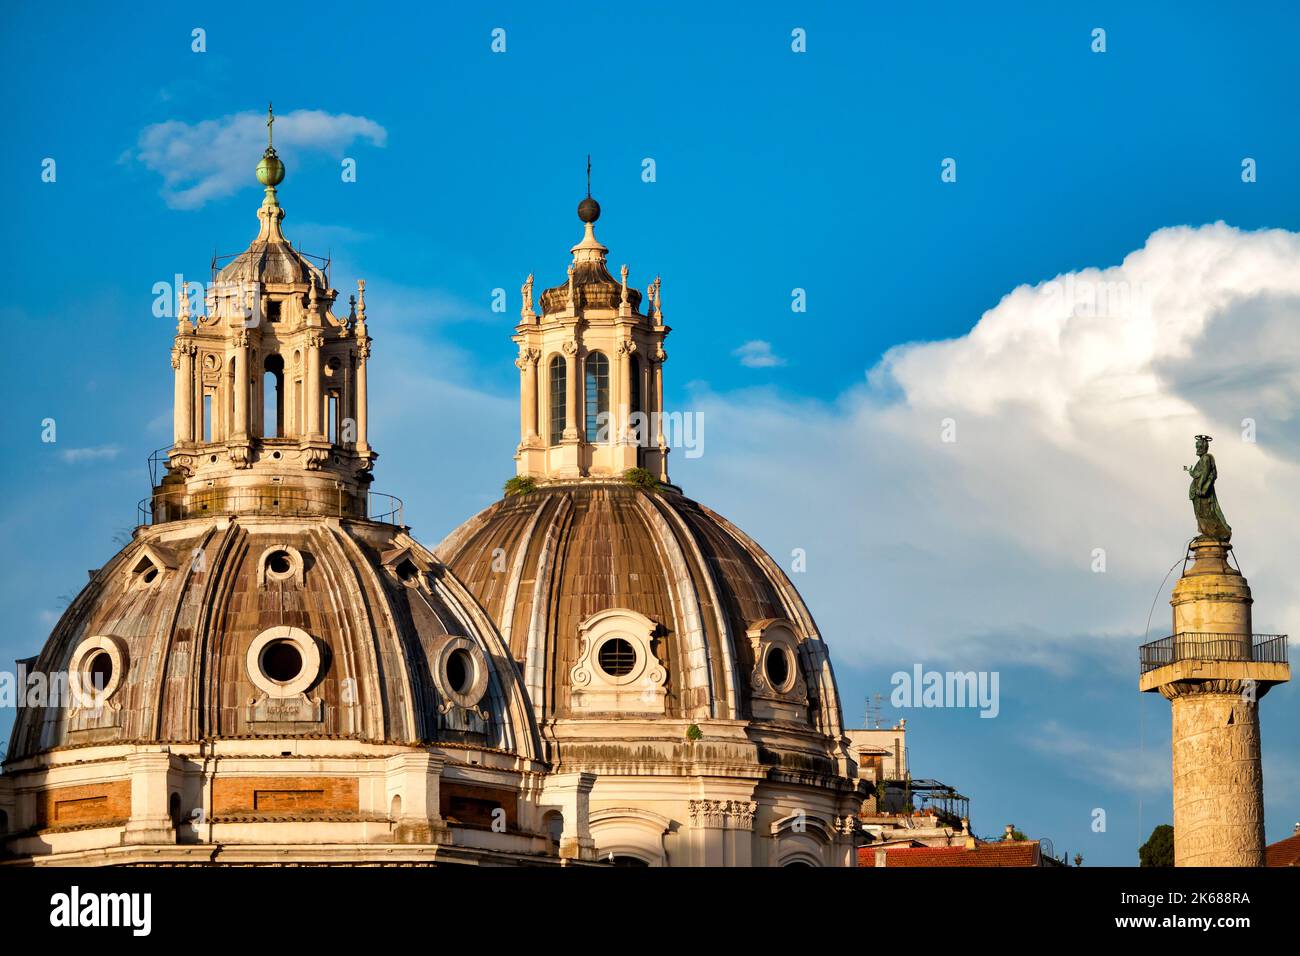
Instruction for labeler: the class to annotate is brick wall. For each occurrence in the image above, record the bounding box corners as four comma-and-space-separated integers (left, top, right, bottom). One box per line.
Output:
38, 780, 132, 828
213, 776, 358, 815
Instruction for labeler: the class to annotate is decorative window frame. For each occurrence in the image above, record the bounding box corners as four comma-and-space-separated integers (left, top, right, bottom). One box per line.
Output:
380, 545, 431, 589
246, 625, 322, 699
746, 618, 808, 722
68, 635, 128, 713
256, 544, 305, 588
570, 608, 666, 714
125, 544, 177, 592
430, 636, 490, 714
588, 807, 672, 867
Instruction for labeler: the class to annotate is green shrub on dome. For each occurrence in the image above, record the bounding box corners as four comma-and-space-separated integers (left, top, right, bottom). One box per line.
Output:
504, 475, 537, 497
623, 467, 660, 492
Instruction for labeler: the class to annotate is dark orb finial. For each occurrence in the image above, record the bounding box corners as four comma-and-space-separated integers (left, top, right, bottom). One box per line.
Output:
578, 154, 600, 222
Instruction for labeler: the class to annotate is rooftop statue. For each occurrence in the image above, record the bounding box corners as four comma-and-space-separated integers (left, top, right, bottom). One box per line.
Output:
1184, 434, 1232, 541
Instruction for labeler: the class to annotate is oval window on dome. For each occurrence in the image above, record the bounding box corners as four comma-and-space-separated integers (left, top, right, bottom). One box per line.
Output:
68, 636, 128, 709
446, 648, 473, 694
434, 639, 489, 710
246, 626, 322, 699
88, 650, 115, 692
261, 639, 304, 684
765, 646, 791, 689
597, 637, 637, 678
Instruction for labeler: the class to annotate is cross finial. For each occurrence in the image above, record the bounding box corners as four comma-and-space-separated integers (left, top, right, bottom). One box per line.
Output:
586, 154, 591, 197
267, 102, 275, 148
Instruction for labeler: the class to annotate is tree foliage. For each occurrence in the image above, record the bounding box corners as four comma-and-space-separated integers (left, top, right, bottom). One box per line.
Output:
1139, 824, 1174, 867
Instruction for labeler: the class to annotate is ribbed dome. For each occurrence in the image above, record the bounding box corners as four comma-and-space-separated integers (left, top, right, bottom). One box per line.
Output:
215, 239, 325, 287
214, 194, 327, 289
436, 481, 845, 734
539, 260, 642, 314
7, 515, 538, 762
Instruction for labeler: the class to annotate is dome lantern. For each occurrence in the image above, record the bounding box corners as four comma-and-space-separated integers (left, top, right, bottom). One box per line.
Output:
513, 167, 670, 484
156, 124, 381, 525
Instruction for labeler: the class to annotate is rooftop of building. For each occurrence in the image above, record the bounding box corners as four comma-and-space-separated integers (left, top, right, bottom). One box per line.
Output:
858, 839, 1050, 868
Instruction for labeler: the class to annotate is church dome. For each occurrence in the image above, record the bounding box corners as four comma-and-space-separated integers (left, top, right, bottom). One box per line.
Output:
437, 480, 847, 741
215, 236, 326, 287
539, 259, 642, 314
6, 515, 537, 763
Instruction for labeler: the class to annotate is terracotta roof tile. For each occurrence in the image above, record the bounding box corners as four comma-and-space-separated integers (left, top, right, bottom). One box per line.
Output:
858, 841, 1042, 868
1265, 833, 1300, 867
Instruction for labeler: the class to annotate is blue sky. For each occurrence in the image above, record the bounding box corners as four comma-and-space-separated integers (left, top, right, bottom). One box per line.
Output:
3, 2, 1300, 866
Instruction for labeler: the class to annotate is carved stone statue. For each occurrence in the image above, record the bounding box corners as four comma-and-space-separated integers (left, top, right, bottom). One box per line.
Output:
521, 273, 534, 315
1184, 434, 1231, 541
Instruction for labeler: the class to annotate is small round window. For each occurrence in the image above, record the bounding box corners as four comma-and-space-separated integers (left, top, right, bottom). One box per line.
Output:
597, 638, 637, 678
87, 650, 115, 693
261, 639, 304, 684
445, 648, 473, 694
267, 550, 293, 576
765, 646, 791, 689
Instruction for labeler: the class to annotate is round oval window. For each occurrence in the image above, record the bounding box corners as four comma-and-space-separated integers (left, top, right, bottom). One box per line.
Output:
597, 638, 637, 677
261, 639, 303, 683
446, 648, 473, 695
267, 550, 293, 576
765, 646, 790, 688
87, 650, 114, 692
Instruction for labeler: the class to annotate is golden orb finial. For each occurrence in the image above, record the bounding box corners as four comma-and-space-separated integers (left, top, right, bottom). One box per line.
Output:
256, 102, 286, 191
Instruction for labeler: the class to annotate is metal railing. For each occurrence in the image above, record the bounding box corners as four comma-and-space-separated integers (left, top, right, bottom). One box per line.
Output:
137, 487, 403, 527
147, 445, 172, 488
1139, 632, 1289, 674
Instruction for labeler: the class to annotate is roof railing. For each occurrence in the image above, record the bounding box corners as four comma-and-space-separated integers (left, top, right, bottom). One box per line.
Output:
137, 488, 403, 528
1139, 632, 1289, 674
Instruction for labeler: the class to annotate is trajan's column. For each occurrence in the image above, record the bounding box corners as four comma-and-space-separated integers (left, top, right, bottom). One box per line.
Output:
1140, 435, 1290, 866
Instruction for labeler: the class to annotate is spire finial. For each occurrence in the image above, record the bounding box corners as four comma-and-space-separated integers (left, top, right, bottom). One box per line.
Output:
256, 102, 286, 196
577, 155, 601, 224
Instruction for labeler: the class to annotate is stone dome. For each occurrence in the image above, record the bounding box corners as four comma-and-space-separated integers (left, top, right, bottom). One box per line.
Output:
436, 480, 848, 743
214, 233, 327, 287
7, 513, 539, 763
539, 259, 642, 314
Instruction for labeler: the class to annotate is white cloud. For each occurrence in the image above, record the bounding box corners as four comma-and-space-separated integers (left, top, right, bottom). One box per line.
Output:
59, 446, 119, 464
129, 109, 387, 209
733, 339, 786, 368
1027, 720, 1169, 794
679, 223, 1300, 673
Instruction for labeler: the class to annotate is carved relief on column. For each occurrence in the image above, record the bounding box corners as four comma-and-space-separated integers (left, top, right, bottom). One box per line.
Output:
1165, 682, 1265, 866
